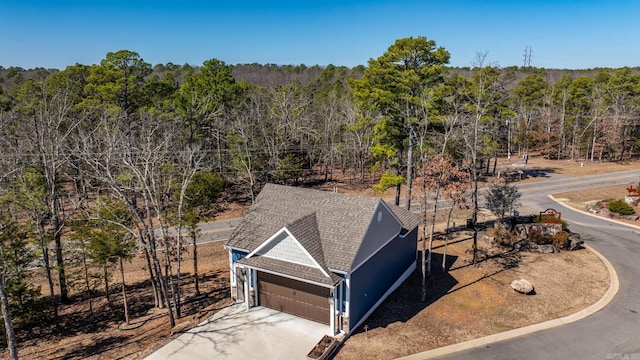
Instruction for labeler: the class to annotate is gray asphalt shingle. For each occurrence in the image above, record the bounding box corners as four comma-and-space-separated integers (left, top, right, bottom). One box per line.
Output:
226, 183, 420, 277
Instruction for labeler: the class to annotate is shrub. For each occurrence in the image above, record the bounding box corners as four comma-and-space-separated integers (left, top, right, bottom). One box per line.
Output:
528, 229, 553, 245
534, 214, 562, 224
552, 231, 571, 250
608, 199, 635, 215
532, 214, 569, 230
494, 227, 515, 247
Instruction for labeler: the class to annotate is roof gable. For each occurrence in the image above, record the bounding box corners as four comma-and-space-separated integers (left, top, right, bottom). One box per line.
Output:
384, 201, 422, 230
350, 201, 402, 270
246, 213, 330, 278
252, 229, 315, 266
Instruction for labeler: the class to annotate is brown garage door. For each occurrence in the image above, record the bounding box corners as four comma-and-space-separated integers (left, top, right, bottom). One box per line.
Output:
257, 271, 330, 325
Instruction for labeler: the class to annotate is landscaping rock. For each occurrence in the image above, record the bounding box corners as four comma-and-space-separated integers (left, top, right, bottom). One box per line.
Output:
513, 225, 526, 239
622, 214, 639, 221
539, 244, 557, 253
569, 236, 584, 250
494, 219, 511, 232
511, 279, 534, 294
624, 196, 640, 206
513, 240, 558, 253
482, 235, 496, 245
514, 223, 562, 239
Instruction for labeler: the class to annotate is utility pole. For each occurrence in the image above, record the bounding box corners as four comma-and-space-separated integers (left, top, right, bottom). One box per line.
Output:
522, 46, 532, 68
506, 119, 512, 162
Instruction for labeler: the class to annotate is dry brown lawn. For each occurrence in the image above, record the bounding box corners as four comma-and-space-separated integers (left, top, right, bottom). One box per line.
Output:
14, 242, 233, 360
334, 234, 609, 359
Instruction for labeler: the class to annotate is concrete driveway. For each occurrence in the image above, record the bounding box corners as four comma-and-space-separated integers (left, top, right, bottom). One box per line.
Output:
145, 304, 330, 360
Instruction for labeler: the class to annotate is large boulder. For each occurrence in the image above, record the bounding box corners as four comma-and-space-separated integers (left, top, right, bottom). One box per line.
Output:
494, 219, 512, 232
480, 231, 496, 245
513, 240, 558, 253
514, 223, 562, 239
541, 244, 557, 253
569, 235, 584, 250
511, 279, 534, 294
599, 207, 621, 219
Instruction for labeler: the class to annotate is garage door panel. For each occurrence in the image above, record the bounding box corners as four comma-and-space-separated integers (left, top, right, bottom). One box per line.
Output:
257, 272, 330, 325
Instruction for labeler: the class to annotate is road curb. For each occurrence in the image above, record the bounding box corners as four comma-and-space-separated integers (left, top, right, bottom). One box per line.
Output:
396, 195, 620, 360
551, 194, 640, 231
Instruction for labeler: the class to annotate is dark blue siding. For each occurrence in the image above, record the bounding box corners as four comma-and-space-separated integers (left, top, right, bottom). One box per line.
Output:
349, 227, 417, 330
231, 249, 248, 263
231, 250, 252, 286
340, 274, 347, 312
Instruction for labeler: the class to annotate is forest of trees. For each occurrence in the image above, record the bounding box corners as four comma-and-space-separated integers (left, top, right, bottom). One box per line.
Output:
1, 36, 640, 358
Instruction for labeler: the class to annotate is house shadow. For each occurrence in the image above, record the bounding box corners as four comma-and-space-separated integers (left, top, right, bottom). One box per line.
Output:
523, 167, 555, 178
352, 253, 459, 333
354, 244, 524, 335
499, 166, 555, 182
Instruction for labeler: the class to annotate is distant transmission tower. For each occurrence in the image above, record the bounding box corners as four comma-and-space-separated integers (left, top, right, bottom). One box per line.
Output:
523, 46, 532, 68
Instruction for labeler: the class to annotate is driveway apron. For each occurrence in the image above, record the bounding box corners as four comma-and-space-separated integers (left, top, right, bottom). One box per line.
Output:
145, 304, 330, 359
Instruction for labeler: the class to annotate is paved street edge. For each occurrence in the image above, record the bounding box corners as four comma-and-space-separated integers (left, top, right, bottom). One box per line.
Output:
396, 194, 620, 360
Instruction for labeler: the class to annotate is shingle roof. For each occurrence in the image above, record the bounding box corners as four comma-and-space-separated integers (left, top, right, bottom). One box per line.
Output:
237, 256, 341, 287
226, 183, 420, 276
285, 212, 329, 271
386, 202, 422, 230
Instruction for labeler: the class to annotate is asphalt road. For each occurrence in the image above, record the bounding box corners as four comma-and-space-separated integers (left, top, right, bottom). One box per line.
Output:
430, 168, 640, 360
197, 218, 241, 244
158, 218, 242, 245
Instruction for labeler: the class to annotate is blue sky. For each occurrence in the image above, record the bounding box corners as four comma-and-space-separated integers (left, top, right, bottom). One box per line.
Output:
1, 0, 639, 70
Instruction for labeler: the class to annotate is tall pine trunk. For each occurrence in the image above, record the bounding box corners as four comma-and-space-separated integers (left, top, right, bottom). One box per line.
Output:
175, 224, 183, 318
193, 234, 200, 296
143, 248, 160, 308
80, 240, 93, 314
152, 256, 175, 327
427, 181, 442, 275
161, 230, 180, 319
37, 225, 59, 330
0, 279, 17, 360
443, 205, 455, 272
103, 265, 110, 303
406, 124, 414, 210
420, 159, 428, 302
472, 164, 479, 265
119, 257, 130, 325
51, 201, 68, 304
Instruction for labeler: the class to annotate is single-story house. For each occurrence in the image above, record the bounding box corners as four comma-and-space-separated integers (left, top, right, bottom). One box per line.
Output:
224, 183, 421, 335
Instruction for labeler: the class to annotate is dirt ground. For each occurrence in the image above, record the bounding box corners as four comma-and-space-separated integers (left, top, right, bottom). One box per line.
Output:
5, 156, 637, 360
12, 242, 233, 360
519, 156, 639, 177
